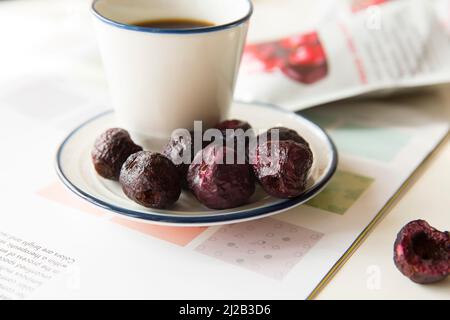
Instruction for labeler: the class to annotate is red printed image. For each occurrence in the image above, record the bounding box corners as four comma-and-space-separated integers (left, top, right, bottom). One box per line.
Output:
243, 32, 329, 85
351, 0, 390, 12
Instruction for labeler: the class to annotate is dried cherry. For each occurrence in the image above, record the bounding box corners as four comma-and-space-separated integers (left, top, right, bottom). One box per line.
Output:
261, 126, 309, 147
162, 130, 207, 188
251, 140, 313, 198
91, 128, 142, 180
213, 120, 254, 164
119, 151, 181, 209
187, 145, 255, 209
394, 220, 449, 284
215, 119, 252, 132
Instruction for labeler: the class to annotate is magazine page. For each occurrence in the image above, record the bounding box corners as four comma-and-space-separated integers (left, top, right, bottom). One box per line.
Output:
0, 0, 448, 300
236, 0, 450, 110
0, 69, 447, 298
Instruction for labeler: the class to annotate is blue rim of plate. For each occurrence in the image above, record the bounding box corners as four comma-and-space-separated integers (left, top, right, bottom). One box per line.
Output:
55, 101, 338, 225
91, 0, 253, 34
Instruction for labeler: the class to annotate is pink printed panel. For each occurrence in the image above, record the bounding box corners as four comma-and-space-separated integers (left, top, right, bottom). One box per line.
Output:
38, 182, 206, 246
37, 182, 106, 217
196, 218, 323, 280
111, 217, 206, 247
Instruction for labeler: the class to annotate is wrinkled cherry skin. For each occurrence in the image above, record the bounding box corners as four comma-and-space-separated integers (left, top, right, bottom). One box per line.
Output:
162, 131, 208, 188
120, 151, 181, 209
212, 120, 255, 165
162, 132, 194, 187
215, 119, 252, 132
260, 127, 309, 148
91, 128, 142, 181
251, 140, 313, 198
187, 145, 255, 210
394, 220, 450, 284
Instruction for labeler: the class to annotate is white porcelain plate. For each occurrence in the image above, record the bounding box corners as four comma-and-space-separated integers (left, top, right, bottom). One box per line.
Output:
56, 101, 337, 226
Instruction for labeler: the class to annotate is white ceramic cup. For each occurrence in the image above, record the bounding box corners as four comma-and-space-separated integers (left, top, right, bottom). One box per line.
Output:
91, 0, 253, 141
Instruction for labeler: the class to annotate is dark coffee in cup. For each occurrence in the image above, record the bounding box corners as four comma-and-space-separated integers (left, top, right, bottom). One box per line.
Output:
132, 18, 214, 29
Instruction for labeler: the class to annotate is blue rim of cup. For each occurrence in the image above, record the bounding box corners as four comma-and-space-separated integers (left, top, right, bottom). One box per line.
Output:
55, 101, 338, 225
91, 0, 254, 34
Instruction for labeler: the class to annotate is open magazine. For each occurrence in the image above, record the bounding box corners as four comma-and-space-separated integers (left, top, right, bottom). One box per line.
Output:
0, 0, 448, 300
236, 0, 450, 110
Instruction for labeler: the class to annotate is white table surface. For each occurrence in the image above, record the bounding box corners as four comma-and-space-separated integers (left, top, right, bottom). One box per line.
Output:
0, 0, 449, 300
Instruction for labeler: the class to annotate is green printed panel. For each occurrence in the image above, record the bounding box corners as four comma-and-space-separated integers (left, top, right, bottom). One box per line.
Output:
307, 171, 374, 215
331, 124, 410, 162
299, 111, 336, 129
